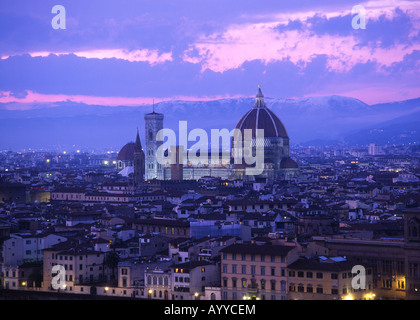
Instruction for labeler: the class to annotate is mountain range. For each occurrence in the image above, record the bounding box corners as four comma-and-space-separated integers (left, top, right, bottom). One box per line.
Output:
1, 95, 419, 151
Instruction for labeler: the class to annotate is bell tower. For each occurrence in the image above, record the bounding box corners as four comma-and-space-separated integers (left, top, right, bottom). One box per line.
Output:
144, 105, 164, 180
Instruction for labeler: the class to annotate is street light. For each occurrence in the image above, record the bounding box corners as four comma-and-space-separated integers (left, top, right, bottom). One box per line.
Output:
194, 292, 199, 300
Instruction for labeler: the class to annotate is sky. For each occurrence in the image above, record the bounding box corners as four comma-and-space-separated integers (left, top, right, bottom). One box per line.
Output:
0, 0, 420, 109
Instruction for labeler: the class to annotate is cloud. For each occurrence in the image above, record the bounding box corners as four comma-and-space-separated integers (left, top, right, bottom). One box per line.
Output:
183, 3, 420, 73
2, 49, 173, 65
0, 0, 419, 106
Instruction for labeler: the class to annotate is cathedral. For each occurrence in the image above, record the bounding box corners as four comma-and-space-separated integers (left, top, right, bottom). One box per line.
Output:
117, 87, 299, 183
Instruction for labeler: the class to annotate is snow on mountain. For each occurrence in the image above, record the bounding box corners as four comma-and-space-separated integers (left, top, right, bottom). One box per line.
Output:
0, 95, 419, 150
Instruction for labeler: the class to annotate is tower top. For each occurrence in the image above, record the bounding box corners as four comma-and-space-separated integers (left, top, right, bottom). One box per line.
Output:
254, 85, 265, 108
135, 127, 142, 152
145, 99, 164, 117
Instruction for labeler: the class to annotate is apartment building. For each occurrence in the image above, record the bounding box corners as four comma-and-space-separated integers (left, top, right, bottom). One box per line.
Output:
220, 243, 299, 300
2, 233, 67, 266
287, 257, 374, 300
170, 261, 220, 300
42, 242, 107, 293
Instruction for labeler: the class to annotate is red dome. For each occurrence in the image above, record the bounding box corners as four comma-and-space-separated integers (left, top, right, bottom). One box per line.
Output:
235, 87, 288, 139
117, 143, 136, 161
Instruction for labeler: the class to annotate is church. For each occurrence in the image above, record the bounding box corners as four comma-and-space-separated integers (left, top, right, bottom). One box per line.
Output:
117, 87, 299, 183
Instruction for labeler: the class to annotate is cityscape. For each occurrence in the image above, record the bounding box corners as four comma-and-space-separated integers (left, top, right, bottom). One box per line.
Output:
1, 0, 420, 307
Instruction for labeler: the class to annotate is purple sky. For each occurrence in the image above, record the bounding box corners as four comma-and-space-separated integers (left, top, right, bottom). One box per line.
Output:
0, 0, 419, 108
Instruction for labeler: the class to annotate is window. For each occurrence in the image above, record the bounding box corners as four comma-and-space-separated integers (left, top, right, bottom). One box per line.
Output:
261, 255, 265, 262
316, 287, 323, 294
298, 284, 304, 292
242, 279, 247, 288
331, 273, 338, 279
242, 265, 246, 274
232, 253, 236, 260
251, 255, 255, 261
307, 285, 313, 293
232, 265, 237, 274
271, 281, 276, 291
223, 264, 227, 273
331, 288, 339, 295
241, 254, 246, 261
121, 268, 128, 275
271, 255, 275, 262
261, 266, 266, 276
297, 271, 304, 278
232, 279, 237, 288
281, 281, 286, 292
316, 272, 323, 279
289, 271, 295, 277
306, 272, 313, 278
251, 266, 256, 275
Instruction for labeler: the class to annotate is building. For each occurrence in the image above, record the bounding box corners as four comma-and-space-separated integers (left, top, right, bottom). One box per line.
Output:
145, 265, 172, 300
116, 129, 145, 183
170, 261, 220, 300
117, 142, 136, 170
130, 218, 191, 239
220, 243, 299, 300
2, 233, 67, 266
368, 143, 383, 156
0, 182, 27, 203
42, 242, 107, 293
134, 128, 145, 184
231, 86, 298, 181
144, 108, 164, 180
287, 257, 374, 300
133, 87, 300, 182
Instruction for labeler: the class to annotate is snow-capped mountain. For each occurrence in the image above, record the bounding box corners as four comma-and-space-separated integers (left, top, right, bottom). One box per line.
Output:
0, 95, 419, 150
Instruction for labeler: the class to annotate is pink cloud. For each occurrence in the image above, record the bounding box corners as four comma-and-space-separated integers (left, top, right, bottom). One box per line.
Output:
1, 48, 173, 65
183, 1, 420, 73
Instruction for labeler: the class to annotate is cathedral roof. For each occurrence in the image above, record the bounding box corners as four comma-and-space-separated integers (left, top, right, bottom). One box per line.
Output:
280, 157, 298, 169
117, 143, 136, 161
234, 87, 288, 139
